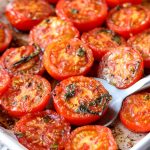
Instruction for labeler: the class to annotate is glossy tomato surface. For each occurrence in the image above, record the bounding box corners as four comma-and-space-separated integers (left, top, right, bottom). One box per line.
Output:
0, 75, 51, 117
14, 110, 71, 150
65, 125, 117, 150
127, 29, 150, 68
56, 0, 108, 32
97, 47, 144, 89
81, 28, 126, 61
107, 4, 150, 38
6, 0, 55, 31
120, 92, 150, 132
0, 22, 12, 52
53, 76, 112, 125
0, 45, 44, 76
29, 17, 79, 50
44, 38, 94, 80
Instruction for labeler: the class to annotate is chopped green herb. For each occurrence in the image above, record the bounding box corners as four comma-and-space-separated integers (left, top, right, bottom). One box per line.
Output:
15, 132, 24, 138
64, 84, 76, 100
144, 94, 150, 101
50, 143, 58, 149
43, 115, 51, 123
115, 5, 121, 11
111, 35, 121, 45
76, 47, 86, 57
97, 29, 112, 34
71, 8, 79, 14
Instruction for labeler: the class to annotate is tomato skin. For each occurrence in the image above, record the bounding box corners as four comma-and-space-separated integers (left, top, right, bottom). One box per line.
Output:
120, 92, 150, 132
47, 0, 58, 3
81, 28, 126, 61
53, 76, 111, 126
5, 0, 54, 31
65, 125, 117, 150
56, 0, 108, 32
107, 4, 150, 38
43, 38, 94, 80
0, 75, 51, 117
14, 110, 71, 150
0, 22, 12, 52
97, 47, 144, 89
127, 29, 150, 68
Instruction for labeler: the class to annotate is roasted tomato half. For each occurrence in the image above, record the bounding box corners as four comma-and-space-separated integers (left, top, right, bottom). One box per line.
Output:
52, 76, 112, 126
65, 125, 117, 150
5, 0, 55, 31
29, 17, 79, 50
43, 38, 94, 80
0, 22, 12, 52
56, 0, 108, 32
0, 45, 44, 76
107, 4, 150, 38
81, 28, 126, 61
127, 29, 150, 68
120, 92, 150, 132
0, 75, 51, 117
97, 46, 144, 89
14, 110, 71, 150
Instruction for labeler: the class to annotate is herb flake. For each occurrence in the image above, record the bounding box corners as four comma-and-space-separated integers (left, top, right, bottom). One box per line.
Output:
64, 84, 76, 100
71, 8, 79, 14
76, 47, 86, 57
111, 35, 121, 45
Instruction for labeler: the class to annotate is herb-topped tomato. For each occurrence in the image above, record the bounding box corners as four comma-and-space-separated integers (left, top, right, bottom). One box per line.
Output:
0, 66, 10, 95
0, 45, 44, 76
56, 0, 108, 32
81, 28, 126, 61
120, 92, 150, 132
6, 0, 55, 31
97, 47, 144, 89
52, 76, 112, 125
127, 29, 150, 68
0, 22, 12, 52
107, 4, 150, 38
14, 110, 71, 150
44, 38, 94, 80
65, 125, 117, 150
29, 17, 79, 50
0, 75, 51, 117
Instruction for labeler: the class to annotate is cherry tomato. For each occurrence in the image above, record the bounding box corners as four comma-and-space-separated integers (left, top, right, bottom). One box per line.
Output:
43, 38, 94, 80
5, 0, 55, 31
56, 0, 108, 32
81, 28, 126, 61
127, 29, 150, 68
107, 4, 150, 38
29, 17, 79, 50
0, 22, 12, 52
65, 125, 117, 150
97, 46, 144, 89
120, 92, 150, 132
0, 65, 10, 95
0, 45, 44, 76
106, 0, 142, 8
0, 75, 51, 117
52, 76, 112, 126
14, 110, 71, 150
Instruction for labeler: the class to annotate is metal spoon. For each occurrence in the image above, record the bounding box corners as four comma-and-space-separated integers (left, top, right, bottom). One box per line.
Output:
95, 75, 150, 126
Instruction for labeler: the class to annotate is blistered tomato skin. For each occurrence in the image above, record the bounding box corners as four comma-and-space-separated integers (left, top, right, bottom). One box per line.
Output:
56, 0, 108, 32
97, 47, 144, 89
120, 92, 150, 132
5, 0, 55, 31
14, 110, 71, 150
107, 4, 150, 38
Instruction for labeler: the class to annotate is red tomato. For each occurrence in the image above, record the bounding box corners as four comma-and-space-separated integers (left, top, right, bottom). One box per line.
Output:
43, 38, 94, 80
127, 29, 150, 68
65, 125, 117, 150
5, 0, 55, 31
0, 22, 12, 52
0, 65, 10, 95
29, 17, 79, 50
120, 92, 150, 132
106, 0, 142, 8
0, 45, 44, 76
52, 76, 112, 125
97, 46, 144, 89
56, 0, 108, 32
81, 28, 126, 61
14, 110, 71, 150
107, 4, 150, 38
0, 75, 51, 117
